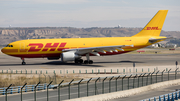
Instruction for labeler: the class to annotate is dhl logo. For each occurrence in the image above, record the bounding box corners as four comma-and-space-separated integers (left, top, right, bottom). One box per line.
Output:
28, 43, 67, 52
144, 27, 161, 30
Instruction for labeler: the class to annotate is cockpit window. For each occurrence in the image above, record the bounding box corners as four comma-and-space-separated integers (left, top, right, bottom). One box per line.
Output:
6, 45, 13, 47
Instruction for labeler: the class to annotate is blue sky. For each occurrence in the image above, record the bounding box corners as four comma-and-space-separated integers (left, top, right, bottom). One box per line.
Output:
0, 0, 180, 31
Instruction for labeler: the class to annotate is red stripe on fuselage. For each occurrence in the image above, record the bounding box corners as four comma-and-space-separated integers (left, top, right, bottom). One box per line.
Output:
10, 53, 61, 58
1, 49, 18, 53
9, 51, 130, 58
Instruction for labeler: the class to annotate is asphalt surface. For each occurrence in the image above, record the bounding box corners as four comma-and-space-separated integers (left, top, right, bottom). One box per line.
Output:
0, 74, 179, 101
0, 52, 180, 70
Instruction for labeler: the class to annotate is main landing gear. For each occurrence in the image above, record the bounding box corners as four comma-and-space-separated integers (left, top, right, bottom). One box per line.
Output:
84, 53, 93, 64
21, 58, 26, 65
84, 60, 93, 64
75, 59, 83, 64
74, 53, 93, 64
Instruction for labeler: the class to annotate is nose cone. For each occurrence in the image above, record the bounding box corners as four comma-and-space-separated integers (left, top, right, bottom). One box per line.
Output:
1, 47, 18, 55
1, 47, 6, 54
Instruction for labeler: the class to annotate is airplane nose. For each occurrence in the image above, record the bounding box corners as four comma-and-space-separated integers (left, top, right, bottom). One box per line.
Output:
1, 48, 18, 54
1, 48, 6, 54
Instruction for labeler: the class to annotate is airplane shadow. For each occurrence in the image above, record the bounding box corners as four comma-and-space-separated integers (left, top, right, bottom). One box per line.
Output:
0, 63, 44, 66
0, 60, 145, 67
0, 61, 103, 67
42, 61, 104, 67
94, 60, 145, 64
119, 60, 144, 63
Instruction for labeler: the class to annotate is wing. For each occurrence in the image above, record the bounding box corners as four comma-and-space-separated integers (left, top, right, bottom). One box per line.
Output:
62, 45, 134, 56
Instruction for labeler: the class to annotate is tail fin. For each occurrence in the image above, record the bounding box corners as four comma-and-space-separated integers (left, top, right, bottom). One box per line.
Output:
132, 10, 168, 37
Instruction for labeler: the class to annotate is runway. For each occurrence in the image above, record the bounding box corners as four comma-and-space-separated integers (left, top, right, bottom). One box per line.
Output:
0, 52, 180, 70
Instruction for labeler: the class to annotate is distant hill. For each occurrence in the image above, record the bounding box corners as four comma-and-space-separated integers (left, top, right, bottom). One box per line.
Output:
0, 27, 179, 46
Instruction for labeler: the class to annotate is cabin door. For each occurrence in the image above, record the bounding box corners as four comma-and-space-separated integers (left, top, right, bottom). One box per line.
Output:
19, 42, 26, 52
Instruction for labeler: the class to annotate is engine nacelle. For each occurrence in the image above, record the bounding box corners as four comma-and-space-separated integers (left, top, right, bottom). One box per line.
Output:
61, 51, 81, 62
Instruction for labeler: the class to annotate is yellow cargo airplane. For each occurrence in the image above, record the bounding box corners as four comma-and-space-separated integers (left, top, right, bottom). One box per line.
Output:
1, 10, 171, 65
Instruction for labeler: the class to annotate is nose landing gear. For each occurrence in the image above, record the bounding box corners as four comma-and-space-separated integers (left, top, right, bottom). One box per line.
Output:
21, 58, 26, 65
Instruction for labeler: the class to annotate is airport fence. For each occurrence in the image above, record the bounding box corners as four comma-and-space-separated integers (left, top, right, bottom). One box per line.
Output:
141, 90, 180, 101
1, 68, 180, 101
0, 61, 177, 75
0, 83, 53, 95
0, 67, 177, 75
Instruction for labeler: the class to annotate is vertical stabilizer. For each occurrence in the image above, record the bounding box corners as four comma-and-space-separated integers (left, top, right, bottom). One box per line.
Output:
132, 10, 168, 37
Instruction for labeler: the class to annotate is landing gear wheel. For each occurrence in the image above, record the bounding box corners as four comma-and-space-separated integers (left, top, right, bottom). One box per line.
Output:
75, 59, 84, 64
89, 60, 93, 64
22, 62, 26, 65
79, 59, 83, 64
21, 58, 26, 65
84, 60, 93, 64
84, 60, 88, 64
75, 59, 79, 63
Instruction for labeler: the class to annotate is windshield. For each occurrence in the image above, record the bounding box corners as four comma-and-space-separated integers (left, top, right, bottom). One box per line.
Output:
6, 45, 13, 47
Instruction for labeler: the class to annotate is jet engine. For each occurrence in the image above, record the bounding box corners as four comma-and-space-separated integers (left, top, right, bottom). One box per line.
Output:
61, 51, 81, 62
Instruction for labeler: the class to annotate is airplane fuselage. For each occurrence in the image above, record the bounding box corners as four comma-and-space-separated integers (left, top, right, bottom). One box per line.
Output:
1, 36, 165, 58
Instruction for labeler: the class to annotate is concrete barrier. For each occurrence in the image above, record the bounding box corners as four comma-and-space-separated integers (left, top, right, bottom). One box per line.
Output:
64, 79, 180, 101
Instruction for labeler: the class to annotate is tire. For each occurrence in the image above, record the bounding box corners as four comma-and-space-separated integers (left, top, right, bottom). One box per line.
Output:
84, 60, 88, 64
22, 62, 26, 65
79, 59, 83, 64
89, 60, 93, 64
75, 59, 79, 63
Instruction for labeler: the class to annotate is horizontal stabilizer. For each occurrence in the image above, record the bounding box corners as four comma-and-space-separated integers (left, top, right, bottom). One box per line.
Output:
149, 37, 173, 43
